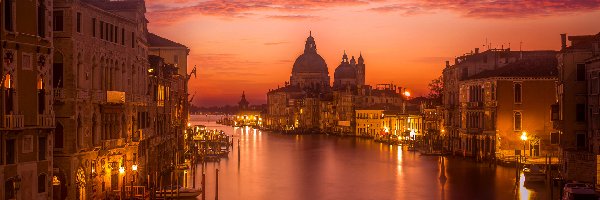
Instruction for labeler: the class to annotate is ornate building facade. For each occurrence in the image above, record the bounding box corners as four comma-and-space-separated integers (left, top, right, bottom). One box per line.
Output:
1, 0, 55, 199
266, 33, 405, 136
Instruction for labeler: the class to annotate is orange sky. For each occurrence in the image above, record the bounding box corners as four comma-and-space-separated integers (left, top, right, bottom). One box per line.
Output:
145, 0, 600, 106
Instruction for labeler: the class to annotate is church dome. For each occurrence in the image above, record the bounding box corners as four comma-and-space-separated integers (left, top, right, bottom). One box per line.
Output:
292, 53, 328, 73
292, 32, 328, 74
334, 62, 356, 79
334, 52, 356, 79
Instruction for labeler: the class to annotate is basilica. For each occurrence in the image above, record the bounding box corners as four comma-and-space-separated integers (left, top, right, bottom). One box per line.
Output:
265, 33, 405, 135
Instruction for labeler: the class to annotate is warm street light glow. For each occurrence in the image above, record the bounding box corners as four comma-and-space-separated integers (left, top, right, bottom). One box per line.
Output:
187, 123, 191, 127
404, 91, 411, 97
132, 164, 138, 171
520, 132, 528, 141
119, 166, 125, 174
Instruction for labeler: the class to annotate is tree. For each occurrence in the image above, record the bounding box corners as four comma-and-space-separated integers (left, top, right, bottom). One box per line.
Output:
428, 75, 443, 104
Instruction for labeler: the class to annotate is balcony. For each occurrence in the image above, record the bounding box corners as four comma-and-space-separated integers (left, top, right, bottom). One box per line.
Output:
101, 138, 125, 150
107, 91, 125, 104
76, 89, 90, 100
3, 115, 24, 129
485, 101, 498, 107
54, 88, 65, 100
37, 114, 55, 128
92, 90, 106, 102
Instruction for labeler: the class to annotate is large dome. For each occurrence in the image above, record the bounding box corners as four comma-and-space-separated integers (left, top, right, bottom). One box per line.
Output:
334, 62, 356, 79
292, 52, 328, 73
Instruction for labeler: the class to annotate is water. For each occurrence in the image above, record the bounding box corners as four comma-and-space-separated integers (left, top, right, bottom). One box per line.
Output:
187, 115, 551, 200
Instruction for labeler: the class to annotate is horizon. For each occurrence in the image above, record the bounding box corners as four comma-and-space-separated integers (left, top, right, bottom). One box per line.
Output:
146, 0, 600, 106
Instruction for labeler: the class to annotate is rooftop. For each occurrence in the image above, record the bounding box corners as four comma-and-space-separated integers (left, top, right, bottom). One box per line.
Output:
467, 56, 558, 80
148, 32, 189, 49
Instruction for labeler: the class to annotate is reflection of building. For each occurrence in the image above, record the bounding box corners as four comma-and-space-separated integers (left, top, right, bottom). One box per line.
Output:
0, 0, 54, 198
442, 47, 557, 159
52, 0, 150, 199
266, 33, 405, 135
234, 92, 262, 126
555, 33, 600, 184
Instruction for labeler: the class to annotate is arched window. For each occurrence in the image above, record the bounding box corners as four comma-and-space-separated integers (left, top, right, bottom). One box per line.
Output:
53, 52, 64, 88
4, 73, 14, 114
514, 111, 522, 131
38, 77, 45, 114
514, 82, 522, 103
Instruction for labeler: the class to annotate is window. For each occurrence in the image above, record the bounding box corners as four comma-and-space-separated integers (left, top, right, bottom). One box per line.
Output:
76, 12, 81, 33
514, 112, 522, 131
576, 104, 585, 122
53, 11, 64, 31
4, 0, 14, 31
577, 64, 586, 81
114, 26, 118, 43
38, 0, 46, 37
38, 78, 45, 114
461, 68, 468, 80
6, 139, 15, 164
100, 21, 104, 39
109, 24, 113, 42
576, 132, 586, 148
55, 123, 64, 148
92, 18, 96, 37
131, 32, 135, 48
38, 174, 46, 193
514, 82, 522, 103
174, 55, 179, 63
39, 137, 46, 160
121, 28, 125, 45
550, 132, 559, 144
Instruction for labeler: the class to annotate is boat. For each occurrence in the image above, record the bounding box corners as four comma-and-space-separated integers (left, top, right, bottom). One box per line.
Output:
562, 182, 597, 200
156, 185, 201, 199
522, 164, 546, 183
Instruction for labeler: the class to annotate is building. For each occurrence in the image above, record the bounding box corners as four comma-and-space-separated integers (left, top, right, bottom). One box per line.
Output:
265, 33, 406, 135
555, 33, 600, 184
458, 56, 559, 160
584, 37, 600, 189
51, 0, 154, 199
234, 92, 262, 127
442, 47, 557, 158
1, 0, 54, 199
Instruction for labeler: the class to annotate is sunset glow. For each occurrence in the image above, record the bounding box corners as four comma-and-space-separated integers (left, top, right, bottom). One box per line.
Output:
145, 0, 600, 106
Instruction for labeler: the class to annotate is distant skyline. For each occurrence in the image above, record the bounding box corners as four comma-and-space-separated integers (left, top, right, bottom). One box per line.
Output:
146, 0, 600, 106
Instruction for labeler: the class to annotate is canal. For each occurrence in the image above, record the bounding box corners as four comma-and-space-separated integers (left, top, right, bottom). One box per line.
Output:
188, 115, 551, 200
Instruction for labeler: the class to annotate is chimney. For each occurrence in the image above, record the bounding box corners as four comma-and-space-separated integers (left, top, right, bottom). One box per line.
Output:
445, 61, 450, 68
560, 33, 567, 50
474, 48, 479, 54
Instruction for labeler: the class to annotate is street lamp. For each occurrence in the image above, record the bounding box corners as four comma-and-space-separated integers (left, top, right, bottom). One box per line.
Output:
520, 131, 528, 157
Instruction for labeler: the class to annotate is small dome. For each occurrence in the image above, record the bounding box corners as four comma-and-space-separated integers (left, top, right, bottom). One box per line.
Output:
292, 53, 328, 74
334, 62, 356, 79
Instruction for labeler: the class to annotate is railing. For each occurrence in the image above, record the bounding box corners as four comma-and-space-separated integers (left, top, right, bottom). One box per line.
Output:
124, 186, 147, 198
485, 101, 497, 107
92, 90, 106, 102
3, 115, 24, 129
77, 89, 90, 100
101, 138, 125, 150
37, 114, 55, 128
54, 88, 65, 100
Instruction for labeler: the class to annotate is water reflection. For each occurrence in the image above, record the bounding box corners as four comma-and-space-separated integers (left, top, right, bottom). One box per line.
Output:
189, 116, 548, 200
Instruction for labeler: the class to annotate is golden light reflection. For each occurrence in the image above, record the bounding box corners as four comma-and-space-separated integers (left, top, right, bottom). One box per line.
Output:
519, 173, 531, 200
396, 146, 403, 176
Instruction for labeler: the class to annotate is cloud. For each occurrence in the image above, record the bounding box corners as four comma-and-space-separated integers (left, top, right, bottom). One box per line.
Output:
264, 41, 289, 45
266, 14, 320, 20
370, 0, 600, 18
146, 0, 372, 25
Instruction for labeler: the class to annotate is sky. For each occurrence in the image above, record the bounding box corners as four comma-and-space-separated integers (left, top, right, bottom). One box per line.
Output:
145, 0, 600, 106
